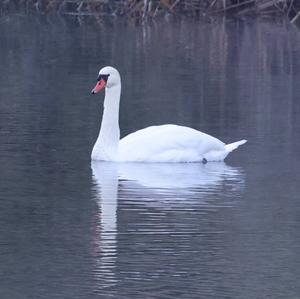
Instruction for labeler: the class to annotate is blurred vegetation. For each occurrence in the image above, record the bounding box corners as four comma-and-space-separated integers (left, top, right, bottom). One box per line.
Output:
1, 0, 300, 21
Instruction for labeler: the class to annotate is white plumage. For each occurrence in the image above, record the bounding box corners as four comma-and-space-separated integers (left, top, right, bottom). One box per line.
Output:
91, 66, 247, 163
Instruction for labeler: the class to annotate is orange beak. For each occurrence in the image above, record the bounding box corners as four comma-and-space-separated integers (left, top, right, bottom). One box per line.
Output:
91, 79, 106, 94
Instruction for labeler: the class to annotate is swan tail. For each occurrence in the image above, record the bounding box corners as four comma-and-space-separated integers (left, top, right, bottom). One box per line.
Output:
225, 139, 247, 153
203, 140, 247, 162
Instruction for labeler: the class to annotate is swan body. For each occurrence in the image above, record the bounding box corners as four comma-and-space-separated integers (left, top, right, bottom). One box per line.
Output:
120, 125, 229, 162
91, 66, 246, 163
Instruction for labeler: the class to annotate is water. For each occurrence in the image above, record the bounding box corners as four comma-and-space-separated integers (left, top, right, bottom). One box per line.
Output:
0, 14, 300, 298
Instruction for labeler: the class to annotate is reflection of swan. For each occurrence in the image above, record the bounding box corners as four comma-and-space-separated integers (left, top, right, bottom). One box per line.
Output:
91, 161, 245, 289
91, 162, 118, 289
92, 161, 244, 207
91, 66, 247, 162
118, 162, 243, 190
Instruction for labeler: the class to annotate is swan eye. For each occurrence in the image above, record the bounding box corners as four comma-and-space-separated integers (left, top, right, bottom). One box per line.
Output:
97, 74, 110, 82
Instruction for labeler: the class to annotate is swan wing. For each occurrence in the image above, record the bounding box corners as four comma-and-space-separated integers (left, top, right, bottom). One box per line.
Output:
118, 124, 225, 162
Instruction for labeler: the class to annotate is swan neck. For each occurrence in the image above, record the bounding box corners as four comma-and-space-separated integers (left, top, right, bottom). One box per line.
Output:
103, 85, 121, 119
92, 85, 121, 161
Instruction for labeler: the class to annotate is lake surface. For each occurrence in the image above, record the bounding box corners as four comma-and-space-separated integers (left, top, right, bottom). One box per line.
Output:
0, 14, 300, 299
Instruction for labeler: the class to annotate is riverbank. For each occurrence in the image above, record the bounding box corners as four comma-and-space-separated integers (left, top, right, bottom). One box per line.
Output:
2, 0, 300, 22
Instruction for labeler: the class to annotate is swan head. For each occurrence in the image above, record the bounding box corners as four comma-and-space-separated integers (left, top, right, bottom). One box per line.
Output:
91, 66, 120, 94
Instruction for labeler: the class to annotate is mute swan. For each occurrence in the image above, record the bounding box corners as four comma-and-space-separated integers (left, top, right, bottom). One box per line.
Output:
91, 66, 246, 162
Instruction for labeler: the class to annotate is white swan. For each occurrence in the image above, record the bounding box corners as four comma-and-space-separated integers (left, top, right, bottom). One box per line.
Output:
91, 66, 247, 162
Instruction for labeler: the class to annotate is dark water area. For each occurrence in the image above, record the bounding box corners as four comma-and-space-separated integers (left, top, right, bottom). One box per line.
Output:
0, 14, 300, 298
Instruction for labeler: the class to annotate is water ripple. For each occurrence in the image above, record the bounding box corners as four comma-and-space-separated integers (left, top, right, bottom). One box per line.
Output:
90, 161, 245, 297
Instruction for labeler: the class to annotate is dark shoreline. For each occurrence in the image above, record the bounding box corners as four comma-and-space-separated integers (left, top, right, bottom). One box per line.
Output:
1, 0, 300, 23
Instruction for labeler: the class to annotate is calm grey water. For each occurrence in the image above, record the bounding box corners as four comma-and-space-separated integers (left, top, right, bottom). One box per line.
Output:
0, 14, 300, 299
